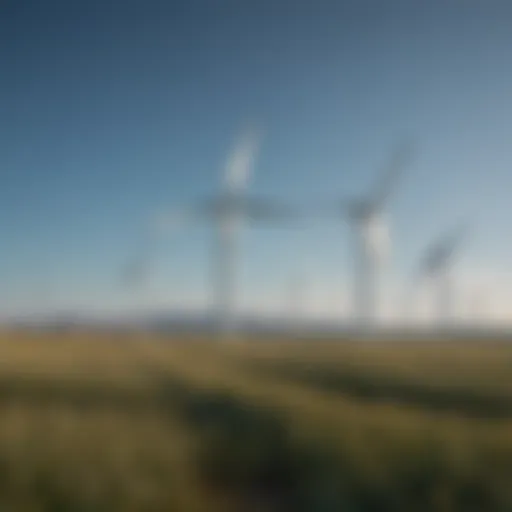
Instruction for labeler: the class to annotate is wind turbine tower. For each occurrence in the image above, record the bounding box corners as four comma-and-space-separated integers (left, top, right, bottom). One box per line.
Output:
286, 275, 308, 334
338, 144, 414, 328
128, 126, 300, 340
415, 223, 469, 327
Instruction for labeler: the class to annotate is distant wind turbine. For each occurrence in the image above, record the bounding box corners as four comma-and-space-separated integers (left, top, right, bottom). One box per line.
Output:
126, 126, 300, 339
286, 275, 308, 334
415, 223, 469, 326
121, 211, 185, 289
322, 143, 414, 328
465, 285, 488, 326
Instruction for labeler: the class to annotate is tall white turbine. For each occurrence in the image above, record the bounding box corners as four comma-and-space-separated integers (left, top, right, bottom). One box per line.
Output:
127, 126, 300, 339
415, 223, 469, 327
207, 127, 258, 337
336, 144, 413, 328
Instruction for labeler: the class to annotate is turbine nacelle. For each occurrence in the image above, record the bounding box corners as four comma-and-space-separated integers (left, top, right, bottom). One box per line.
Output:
345, 199, 378, 224
202, 194, 300, 224
419, 222, 469, 278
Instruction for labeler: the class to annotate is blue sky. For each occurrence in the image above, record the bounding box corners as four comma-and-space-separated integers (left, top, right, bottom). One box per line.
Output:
2, 0, 512, 322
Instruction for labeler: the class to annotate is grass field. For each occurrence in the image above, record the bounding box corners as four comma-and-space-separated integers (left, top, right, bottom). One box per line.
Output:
0, 330, 511, 511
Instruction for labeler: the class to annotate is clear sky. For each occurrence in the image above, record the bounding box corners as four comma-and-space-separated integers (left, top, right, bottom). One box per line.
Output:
2, 0, 512, 323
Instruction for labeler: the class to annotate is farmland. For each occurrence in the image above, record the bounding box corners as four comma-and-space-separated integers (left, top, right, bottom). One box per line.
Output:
0, 330, 511, 511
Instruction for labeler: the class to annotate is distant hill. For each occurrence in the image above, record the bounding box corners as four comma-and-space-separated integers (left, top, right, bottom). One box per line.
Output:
2, 310, 512, 341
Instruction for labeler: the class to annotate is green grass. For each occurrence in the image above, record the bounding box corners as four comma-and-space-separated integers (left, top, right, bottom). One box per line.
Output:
0, 331, 512, 510
229, 343, 512, 419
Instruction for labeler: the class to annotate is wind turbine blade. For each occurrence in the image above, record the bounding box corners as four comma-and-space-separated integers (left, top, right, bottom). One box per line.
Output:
151, 209, 193, 238
445, 222, 469, 252
121, 232, 156, 289
416, 221, 470, 327
418, 221, 470, 277
121, 207, 202, 290
243, 196, 302, 224
369, 141, 414, 212
438, 222, 470, 268
154, 197, 229, 235
305, 196, 357, 221
224, 126, 260, 193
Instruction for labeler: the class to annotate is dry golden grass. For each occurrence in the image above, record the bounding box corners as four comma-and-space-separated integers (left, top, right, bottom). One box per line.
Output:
0, 405, 208, 511
0, 331, 231, 511
130, 338, 512, 509
221, 337, 512, 387
220, 338, 512, 418
0, 330, 512, 510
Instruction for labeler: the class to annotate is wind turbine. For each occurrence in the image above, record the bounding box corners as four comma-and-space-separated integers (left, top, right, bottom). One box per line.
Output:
467, 286, 488, 326
121, 209, 191, 290
332, 144, 414, 328
286, 275, 308, 334
414, 223, 469, 327
127, 126, 300, 339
